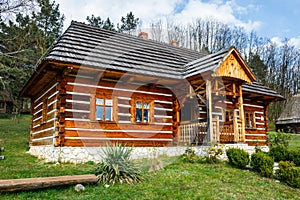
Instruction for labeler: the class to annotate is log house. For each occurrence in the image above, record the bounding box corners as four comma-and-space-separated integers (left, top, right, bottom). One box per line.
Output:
20, 21, 284, 161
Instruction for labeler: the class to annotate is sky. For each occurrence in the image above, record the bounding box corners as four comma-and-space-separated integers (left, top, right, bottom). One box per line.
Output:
55, 0, 300, 48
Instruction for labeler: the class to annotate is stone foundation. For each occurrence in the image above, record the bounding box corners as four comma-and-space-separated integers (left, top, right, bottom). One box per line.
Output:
28, 144, 269, 163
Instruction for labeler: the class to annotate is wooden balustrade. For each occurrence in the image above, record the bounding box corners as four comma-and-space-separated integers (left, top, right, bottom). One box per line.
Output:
178, 120, 244, 145
178, 121, 207, 144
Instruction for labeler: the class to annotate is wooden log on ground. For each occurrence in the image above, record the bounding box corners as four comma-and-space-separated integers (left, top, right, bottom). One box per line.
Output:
0, 174, 98, 192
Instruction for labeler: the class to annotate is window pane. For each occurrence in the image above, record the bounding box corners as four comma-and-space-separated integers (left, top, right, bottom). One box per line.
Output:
96, 106, 104, 120
106, 107, 112, 120
106, 99, 113, 106
96, 98, 104, 105
136, 101, 142, 109
136, 109, 142, 122
225, 111, 229, 122
144, 109, 149, 122
144, 103, 149, 109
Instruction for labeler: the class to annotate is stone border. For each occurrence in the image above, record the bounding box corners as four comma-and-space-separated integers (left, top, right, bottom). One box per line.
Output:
28, 144, 269, 163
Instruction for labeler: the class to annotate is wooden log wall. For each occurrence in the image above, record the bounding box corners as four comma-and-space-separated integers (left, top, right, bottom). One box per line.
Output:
243, 98, 267, 146
60, 73, 176, 147
31, 81, 59, 146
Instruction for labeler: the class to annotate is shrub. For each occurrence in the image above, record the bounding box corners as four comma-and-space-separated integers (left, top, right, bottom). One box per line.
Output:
250, 152, 274, 178
275, 161, 300, 188
204, 144, 224, 164
181, 147, 200, 163
288, 149, 300, 166
226, 148, 249, 169
95, 143, 142, 185
269, 145, 289, 162
267, 131, 291, 148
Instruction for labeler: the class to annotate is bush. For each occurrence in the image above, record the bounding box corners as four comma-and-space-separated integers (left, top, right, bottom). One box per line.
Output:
204, 144, 224, 164
275, 161, 300, 188
267, 131, 291, 148
226, 148, 249, 169
250, 152, 274, 178
95, 143, 142, 185
181, 147, 200, 163
269, 145, 289, 162
288, 149, 300, 166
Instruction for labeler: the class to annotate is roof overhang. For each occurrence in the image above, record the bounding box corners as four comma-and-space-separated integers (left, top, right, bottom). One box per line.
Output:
212, 47, 256, 83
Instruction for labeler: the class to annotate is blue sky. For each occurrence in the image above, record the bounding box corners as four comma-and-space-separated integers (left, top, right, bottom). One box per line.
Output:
56, 0, 300, 48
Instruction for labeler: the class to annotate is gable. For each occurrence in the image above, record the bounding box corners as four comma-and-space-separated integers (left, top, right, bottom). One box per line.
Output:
213, 48, 256, 83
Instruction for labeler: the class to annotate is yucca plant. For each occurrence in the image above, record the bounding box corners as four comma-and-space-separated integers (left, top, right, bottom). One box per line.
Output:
95, 143, 142, 185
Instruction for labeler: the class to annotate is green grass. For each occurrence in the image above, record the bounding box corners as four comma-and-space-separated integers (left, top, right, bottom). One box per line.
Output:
0, 114, 300, 199
289, 134, 300, 150
2, 161, 300, 199
0, 114, 96, 179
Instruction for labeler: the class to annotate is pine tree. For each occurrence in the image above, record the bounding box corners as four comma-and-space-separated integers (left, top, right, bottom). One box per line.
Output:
32, 0, 65, 52
118, 11, 139, 34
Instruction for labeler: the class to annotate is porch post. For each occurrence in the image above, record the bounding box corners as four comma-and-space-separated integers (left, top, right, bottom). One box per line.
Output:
206, 80, 214, 143
238, 85, 245, 142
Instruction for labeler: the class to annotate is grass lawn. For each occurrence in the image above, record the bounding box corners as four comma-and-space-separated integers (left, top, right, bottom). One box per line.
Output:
289, 134, 300, 150
0, 115, 96, 179
0, 114, 300, 199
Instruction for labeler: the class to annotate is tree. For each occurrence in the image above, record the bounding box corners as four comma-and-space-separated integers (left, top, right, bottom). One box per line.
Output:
248, 53, 268, 85
86, 14, 103, 28
32, 0, 65, 51
102, 18, 115, 31
86, 15, 115, 31
0, 0, 64, 116
118, 11, 139, 34
0, 13, 44, 114
0, 0, 34, 22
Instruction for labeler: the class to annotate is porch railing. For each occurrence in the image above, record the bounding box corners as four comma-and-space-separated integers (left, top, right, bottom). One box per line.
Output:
178, 120, 240, 145
178, 121, 207, 144
219, 124, 235, 143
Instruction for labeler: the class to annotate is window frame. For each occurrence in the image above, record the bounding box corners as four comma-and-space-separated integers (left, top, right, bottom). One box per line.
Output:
132, 99, 153, 124
244, 111, 256, 129
90, 94, 117, 122
224, 109, 234, 123
0, 101, 4, 110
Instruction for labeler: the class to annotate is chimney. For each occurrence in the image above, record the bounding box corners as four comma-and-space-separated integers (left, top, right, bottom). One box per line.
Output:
138, 32, 148, 39
170, 40, 179, 47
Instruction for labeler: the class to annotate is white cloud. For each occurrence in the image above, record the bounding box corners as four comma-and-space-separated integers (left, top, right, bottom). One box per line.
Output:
56, 0, 261, 33
171, 0, 261, 32
289, 37, 300, 49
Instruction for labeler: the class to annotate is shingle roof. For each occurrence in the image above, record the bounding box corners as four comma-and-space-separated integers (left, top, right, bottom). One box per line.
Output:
276, 93, 300, 124
183, 48, 229, 78
45, 21, 206, 79
242, 82, 284, 100
21, 21, 283, 101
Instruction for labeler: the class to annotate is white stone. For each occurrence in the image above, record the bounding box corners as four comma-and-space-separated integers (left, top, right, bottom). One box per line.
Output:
74, 184, 85, 192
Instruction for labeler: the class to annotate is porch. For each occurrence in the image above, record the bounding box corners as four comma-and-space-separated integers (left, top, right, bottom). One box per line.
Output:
177, 118, 244, 144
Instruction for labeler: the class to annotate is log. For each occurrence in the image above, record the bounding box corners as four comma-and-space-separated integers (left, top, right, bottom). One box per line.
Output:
0, 174, 98, 192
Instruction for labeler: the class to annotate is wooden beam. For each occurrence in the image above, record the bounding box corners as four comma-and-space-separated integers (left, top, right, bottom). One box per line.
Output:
0, 174, 98, 192
206, 80, 214, 143
238, 85, 245, 142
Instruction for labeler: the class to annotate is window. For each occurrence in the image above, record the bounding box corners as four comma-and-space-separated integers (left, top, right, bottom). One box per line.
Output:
245, 111, 255, 128
0, 102, 4, 110
135, 100, 152, 123
131, 99, 154, 123
95, 98, 113, 121
225, 110, 234, 122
